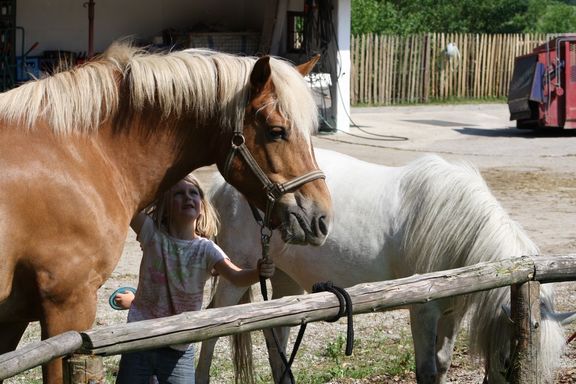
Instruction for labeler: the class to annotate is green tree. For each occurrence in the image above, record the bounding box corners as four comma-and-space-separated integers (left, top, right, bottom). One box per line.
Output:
351, 0, 576, 34
528, 0, 576, 33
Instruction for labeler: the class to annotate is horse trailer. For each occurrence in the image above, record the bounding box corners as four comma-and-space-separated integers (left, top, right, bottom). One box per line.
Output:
508, 35, 576, 129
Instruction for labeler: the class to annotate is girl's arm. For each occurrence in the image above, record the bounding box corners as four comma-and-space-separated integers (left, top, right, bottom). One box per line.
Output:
130, 211, 148, 235
213, 258, 275, 287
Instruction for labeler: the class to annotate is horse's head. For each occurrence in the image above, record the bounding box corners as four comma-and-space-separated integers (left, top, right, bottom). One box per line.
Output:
483, 288, 575, 383
217, 55, 332, 246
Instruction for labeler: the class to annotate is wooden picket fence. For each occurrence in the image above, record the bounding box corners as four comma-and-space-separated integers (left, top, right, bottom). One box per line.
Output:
351, 33, 551, 105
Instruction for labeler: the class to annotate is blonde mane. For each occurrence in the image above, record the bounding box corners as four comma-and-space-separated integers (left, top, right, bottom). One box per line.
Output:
0, 43, 318, 136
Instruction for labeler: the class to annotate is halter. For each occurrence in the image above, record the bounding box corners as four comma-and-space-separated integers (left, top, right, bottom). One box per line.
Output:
222, 123, 326, 232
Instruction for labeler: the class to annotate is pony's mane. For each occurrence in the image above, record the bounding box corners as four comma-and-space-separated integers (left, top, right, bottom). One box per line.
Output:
396, 155, 564, 382
0, 43, 318, 136
397, 154, 539, 272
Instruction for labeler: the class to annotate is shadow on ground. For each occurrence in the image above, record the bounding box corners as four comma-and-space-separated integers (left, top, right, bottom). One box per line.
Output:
455, 127, 576, 138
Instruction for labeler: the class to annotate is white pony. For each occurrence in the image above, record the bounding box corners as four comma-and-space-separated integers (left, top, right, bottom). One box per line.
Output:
197, 148, 574, 384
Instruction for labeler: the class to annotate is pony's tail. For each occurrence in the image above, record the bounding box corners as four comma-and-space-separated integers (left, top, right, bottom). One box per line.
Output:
232, 289, 255, 384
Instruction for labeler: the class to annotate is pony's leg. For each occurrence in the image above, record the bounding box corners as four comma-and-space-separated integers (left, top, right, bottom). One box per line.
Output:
196, 279, 251, 384
434, 306, 464, 384
409, 303, 441, 384
264, 269, 304, 384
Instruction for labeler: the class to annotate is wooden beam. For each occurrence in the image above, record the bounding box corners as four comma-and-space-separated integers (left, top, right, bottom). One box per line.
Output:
63, 354, 104, 384
4, 254, 576, 380
509, 281, 542, 384
81, 257, 536, 356
0, 331, 82, 381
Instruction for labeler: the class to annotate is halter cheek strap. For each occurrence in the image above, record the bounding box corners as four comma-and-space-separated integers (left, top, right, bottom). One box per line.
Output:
222, 129, 325, 230
222, 124, 327, 384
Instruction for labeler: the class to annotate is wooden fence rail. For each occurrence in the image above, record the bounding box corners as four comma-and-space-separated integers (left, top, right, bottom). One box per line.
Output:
1, 254, 576, 382
351, 33, 551, 105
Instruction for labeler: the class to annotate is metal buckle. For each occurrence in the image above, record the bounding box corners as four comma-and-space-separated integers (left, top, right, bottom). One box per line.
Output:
231, 133, 245, 148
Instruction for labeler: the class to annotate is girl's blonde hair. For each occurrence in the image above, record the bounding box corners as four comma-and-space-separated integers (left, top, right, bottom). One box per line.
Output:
148, 174, 219, 239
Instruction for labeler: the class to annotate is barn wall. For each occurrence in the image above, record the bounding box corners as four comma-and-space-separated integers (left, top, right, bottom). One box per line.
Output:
16, 0, 267, 55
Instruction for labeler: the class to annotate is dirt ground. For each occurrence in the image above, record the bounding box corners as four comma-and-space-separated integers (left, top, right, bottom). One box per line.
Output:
8, 104, 576, 383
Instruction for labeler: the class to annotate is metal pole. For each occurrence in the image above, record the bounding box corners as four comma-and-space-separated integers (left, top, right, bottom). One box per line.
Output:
84, 0, 95, 57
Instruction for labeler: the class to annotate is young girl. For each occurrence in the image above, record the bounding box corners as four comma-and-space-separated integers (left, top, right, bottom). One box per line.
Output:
114, 173, 274, 384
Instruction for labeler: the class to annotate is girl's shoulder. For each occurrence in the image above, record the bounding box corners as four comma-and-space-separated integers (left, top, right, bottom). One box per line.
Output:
196, 237, 228, 260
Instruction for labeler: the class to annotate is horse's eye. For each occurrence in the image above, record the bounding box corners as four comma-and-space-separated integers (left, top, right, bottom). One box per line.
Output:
268, 126, 286, 141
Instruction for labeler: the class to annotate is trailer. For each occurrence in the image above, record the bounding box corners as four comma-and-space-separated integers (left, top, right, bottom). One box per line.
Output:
508, 35, 576, 129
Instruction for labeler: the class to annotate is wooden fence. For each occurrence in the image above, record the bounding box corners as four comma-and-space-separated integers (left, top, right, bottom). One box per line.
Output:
1, 254, 576, 383
351, 33, 551, 105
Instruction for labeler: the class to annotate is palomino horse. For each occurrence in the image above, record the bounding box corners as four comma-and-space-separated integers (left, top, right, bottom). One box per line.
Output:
198, 148, 575, 384
0, 44, 332, 383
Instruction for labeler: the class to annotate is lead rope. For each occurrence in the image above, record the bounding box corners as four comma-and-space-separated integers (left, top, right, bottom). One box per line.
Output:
258, 218, 297, 383
253, 203, 355, 383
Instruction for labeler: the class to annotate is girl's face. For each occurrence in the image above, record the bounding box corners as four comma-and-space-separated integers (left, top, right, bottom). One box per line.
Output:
170, 180, 203, 222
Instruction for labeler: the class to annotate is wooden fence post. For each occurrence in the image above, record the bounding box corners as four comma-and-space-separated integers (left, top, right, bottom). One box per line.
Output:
63, 354, 104, 384
509, 281, 541, 384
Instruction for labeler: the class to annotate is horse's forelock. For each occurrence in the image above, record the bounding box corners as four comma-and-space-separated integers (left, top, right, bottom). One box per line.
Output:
269, 58, 318, 138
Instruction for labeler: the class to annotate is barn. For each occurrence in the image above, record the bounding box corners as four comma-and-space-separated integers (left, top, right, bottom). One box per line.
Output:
2, 0, 351, 131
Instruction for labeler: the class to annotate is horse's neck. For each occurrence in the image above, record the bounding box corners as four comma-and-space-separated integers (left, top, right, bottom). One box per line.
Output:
99, 120, 222, 212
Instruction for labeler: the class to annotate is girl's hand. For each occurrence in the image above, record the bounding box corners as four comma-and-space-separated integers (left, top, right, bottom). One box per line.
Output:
257, 258, 275, 278
114, 291, 135, 310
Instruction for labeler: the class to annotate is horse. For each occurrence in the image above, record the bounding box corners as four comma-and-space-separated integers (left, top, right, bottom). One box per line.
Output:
197, 148, 575, 384
0, 43, 333, 384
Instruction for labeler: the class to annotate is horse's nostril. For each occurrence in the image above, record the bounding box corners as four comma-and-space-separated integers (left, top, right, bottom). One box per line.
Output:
317, 215, 329, 236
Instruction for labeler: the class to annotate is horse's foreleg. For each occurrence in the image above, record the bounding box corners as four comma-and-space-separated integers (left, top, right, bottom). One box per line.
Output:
264, 269, 304, 384
39, 290, 98, 384
434, 306, 464, 384
409, 303, 441, 384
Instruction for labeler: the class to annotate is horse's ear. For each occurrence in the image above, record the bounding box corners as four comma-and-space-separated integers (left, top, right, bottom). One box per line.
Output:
250, 56, 272, 92
296, 54, 320, 77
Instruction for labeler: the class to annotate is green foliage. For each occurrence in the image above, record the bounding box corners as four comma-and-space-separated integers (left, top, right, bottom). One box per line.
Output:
352, 0, 576, 34
531, 1, 576, 33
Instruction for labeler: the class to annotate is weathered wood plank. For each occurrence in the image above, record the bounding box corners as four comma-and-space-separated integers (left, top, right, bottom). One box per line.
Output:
509, 281, 541, 384
533, 254, 576, 282
81, 257, 536, 355
4, 254, 576, 380
63, 354, 105, 384
0, 331, 83, 381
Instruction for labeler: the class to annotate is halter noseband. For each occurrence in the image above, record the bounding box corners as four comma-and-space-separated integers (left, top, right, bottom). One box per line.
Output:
222, 124, 325, 231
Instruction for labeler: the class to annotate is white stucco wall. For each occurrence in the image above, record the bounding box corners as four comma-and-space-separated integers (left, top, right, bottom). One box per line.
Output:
333, 0, 351, 132
16, 0, 266, 56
